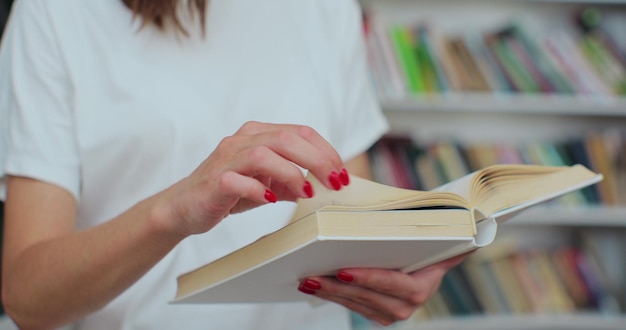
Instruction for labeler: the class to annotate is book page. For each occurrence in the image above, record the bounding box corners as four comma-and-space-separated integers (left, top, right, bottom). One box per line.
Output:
474, 164, 602, 216
431, 171, 475, 199
289, 173, 469, 223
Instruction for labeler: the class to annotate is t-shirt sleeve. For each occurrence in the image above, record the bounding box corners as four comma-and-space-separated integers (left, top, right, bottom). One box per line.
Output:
333, 0, 389, 161
0, 0, 80, 201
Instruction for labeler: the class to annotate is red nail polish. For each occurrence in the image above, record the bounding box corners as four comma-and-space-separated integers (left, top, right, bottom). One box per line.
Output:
339, 168, 350, 186
337, 271, 353, 283
302, 279, 321, 290
264, 189, 277, 203
298, 284, 316, 295
303, 181, 314, 198
328, 171, 341, 191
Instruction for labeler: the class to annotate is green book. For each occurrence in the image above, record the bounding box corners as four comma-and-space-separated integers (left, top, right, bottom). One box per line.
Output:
491, 38, 539, 92
511, 25, 575, 94
390, 26, 424, 93
580, 35, 626, 95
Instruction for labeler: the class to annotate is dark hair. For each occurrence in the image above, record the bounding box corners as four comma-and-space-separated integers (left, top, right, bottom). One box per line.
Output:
121, 0, 207, 35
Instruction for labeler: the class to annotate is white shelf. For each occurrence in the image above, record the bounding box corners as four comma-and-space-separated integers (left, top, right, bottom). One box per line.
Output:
524, 0, 626, 3
363, 0, 626, 4
381, 314, 626, 330
379, 94, 626, 117
502, 206, 626, 227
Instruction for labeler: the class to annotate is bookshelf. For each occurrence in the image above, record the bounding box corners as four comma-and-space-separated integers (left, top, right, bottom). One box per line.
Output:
358, 0, 626, 329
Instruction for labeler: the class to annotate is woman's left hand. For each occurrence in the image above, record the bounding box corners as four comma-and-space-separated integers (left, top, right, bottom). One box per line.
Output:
297, 254, 469, 326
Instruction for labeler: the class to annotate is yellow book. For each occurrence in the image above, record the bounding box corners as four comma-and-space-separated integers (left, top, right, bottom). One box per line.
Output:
172, 164, 601, 304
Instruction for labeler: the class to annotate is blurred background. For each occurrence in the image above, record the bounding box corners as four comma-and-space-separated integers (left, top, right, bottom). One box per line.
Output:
358, 0, 626, 329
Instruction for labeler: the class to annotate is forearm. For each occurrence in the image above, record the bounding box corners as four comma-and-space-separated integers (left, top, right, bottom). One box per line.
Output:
3, 123, 359, 328
3, 195, 184, 329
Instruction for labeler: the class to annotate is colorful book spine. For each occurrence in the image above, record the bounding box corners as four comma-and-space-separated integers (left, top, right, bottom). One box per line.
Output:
390, 26, 425, 93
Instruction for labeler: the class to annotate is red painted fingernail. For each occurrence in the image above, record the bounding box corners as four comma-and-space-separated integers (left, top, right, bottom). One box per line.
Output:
298, 283, 316, 295
339, 168, 350, 186
337, 271, 354, 283
302, 279, 322, 290
303, 181, 314, 198
328, 171, 341, 191
264, 189, 277, 203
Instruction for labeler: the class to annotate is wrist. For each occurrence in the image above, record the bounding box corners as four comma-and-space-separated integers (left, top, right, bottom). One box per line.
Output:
142, 189, 190, 244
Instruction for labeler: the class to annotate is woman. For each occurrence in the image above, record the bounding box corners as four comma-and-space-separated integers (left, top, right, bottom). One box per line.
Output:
0, 0, 466, 328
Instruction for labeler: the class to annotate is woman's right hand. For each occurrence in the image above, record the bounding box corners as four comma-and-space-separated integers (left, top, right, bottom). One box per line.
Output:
1, 121, 351, 328
153, 121, 351, 237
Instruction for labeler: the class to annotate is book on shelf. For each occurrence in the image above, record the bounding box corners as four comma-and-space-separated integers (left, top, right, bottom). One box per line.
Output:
369, 19, 408, 95
416, 242, 621, 320
416, 24, 450, 93
544, 30, 614, 96
363, 7, 626, 98
372, 134, 624, 206
445, 37, 491, 92
390, 25, 425, 93
484, 30, 541, 93
463, 32, 513, 93
171, 163, 602, 304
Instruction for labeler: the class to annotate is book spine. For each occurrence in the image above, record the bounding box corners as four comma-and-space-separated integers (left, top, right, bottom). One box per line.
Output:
390, 26, 424, 94
418, 25, 450, 93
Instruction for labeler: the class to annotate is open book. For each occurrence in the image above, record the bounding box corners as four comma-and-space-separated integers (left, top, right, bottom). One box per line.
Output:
172, 164, 602, 304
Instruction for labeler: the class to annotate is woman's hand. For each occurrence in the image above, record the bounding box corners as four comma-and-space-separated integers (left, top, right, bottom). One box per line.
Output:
297, 254, 470, 326
154, 121, 350, 237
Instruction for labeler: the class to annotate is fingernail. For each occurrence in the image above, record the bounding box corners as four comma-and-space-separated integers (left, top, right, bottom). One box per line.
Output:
303, 181, 314, 198
264, 189, 277, 203
302, 279, 321, 290
339, 168, 350, 186
336, 271, 353, 283
298, 283, 316, 295
328, 171, 342, 191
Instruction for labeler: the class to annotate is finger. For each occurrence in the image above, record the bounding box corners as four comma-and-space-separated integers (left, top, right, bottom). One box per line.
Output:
332, 268, 432, 304
234, 122, 347, 189
403, 254, 470, 299
255, 175, 272, 188
288, 125, 344, 170
307, 277, 413, 326
253, 175, 302, 201
213, 171, 279, 208
410, 253, 470, 279
228, 145, 313, 199
327, 253, 469, 303
260, 130, 346, 190
236, 122, 341, 163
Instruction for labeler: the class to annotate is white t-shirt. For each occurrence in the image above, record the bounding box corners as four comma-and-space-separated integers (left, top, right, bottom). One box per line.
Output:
0, 0, 389, 329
